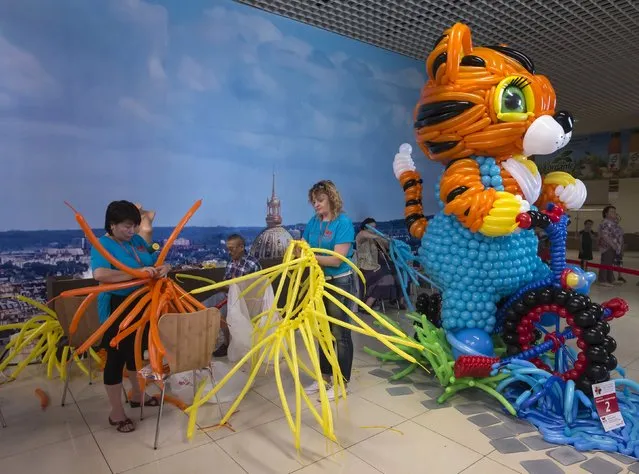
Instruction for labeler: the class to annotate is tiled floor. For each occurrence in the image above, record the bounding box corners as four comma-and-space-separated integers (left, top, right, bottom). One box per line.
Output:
1, 252, 638, 473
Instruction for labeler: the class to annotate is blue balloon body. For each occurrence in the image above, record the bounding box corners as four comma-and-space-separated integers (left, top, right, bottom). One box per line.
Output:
419, 208, 550, 337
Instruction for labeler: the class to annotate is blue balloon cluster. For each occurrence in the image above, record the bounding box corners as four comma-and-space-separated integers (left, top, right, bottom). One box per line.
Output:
420, 177, 551, 342
420, 213, 548, 335
495, 360, 639, 456
477, 156, 505, 191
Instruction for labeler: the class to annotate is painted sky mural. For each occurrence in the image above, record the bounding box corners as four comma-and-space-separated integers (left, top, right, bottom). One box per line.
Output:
0, 0, 436, 231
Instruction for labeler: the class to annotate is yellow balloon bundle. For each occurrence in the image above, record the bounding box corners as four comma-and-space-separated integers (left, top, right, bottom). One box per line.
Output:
183, 240, 425, 447
0, 295, 101, 382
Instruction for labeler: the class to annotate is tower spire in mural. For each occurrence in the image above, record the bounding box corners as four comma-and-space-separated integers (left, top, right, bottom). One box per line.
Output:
266, 171, 282, 228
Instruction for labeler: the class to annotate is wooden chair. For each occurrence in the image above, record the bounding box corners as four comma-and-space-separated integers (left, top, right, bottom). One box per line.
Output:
147, 307, 221, 450
55, 296, 110, 406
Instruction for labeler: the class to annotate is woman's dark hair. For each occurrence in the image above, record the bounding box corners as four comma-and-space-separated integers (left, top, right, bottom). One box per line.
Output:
105, 201, 141, 235
359, 217, 376, 232
602, 205, 616, 219
584, 219, 594, 226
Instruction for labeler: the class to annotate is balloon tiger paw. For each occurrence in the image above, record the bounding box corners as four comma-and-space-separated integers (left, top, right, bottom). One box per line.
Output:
537, 172, 587, 211
478, 191, 526, 237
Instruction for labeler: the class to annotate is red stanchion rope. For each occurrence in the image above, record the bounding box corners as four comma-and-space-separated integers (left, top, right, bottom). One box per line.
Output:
566, 259, 639, 277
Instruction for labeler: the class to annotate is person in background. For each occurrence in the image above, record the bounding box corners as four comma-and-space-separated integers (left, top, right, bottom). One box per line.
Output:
134, 203, 155, 246
578, 219, 595, 270
202, 234, 261, 357
535, 228, 550, 264
614, 214, 626, 284
301, 180, 355, 401
355, 217, 405, 310
91, 201, 171, 433
597, 205, 623, 287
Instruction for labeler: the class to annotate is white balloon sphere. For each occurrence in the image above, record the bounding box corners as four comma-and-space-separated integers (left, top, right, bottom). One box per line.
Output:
399, 143, 412, 154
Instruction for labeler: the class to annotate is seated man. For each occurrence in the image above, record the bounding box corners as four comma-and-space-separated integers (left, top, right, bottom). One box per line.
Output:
203, 233, 261, 357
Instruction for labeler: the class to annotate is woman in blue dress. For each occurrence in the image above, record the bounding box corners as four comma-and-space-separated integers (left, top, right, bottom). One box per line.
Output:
90, 201, 170, 433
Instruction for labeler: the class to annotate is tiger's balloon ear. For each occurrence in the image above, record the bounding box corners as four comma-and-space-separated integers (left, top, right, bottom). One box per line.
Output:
426, 23, 473, 84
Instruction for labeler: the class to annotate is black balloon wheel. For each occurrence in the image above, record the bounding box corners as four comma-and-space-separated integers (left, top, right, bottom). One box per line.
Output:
501, 287, 618, 395
416, 292, 442, 329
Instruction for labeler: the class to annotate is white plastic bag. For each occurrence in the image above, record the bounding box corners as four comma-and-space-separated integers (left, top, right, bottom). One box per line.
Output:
254, 281, 278, 339
168, 359, 249, 404
226, 280, 279, 362
226, 284, 254, 363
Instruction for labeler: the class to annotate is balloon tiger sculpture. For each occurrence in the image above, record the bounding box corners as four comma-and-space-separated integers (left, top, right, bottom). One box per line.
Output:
390, 23, 622, 389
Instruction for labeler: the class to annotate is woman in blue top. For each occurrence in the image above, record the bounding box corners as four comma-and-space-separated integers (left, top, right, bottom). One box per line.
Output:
301, 180, 356, 401
90, 201, 170, 433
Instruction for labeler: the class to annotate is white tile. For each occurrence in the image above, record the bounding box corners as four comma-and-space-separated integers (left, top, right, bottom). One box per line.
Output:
123, 442, 246, 474
0, 433, 111, 474
0, 401, 90, 459
413, 407, 496, 455
301, 394, 405, 448
216, 417, 339, 474
348, 420, 482, 473
292, 450, 381, 473
357, 381, 429, 418
196, 391, 285, 441
93, 404, 211, 473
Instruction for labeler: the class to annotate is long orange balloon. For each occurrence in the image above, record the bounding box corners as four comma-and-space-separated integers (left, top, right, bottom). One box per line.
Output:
166, 283, 187, 313
111, 311, 150, 347
118, 291, 152, 331
59, 278, 150, 299
75, 300, 142, 355
171, 280, 206, 311
68, 292, 99, 335
155, 200, 202, 266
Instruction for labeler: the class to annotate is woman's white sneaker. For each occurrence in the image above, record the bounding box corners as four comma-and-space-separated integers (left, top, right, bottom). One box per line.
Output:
323, 384, 349, 401
304, 380, 327, 395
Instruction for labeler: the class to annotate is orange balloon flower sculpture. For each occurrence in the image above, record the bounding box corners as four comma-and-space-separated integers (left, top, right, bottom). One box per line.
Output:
58, 200, 205, 375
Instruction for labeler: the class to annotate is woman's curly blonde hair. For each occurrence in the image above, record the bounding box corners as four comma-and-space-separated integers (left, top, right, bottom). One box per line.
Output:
308, 180, 343, 218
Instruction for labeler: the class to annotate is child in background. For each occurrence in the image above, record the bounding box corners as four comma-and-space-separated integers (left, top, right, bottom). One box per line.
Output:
578, 219, 595, 270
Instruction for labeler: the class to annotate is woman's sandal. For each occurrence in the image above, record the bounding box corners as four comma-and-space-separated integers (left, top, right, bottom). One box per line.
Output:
108, 417, 135, 433
129, 397, 160, 408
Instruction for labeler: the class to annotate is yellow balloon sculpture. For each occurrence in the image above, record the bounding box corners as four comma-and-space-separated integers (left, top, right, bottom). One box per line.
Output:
183, 239, 425, 448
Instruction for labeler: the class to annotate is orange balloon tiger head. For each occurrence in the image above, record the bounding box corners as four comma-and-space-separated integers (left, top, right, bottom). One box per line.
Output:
414, 23, 574, 164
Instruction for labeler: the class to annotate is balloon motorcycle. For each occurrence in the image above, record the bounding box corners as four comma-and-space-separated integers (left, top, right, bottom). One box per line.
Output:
382, 22, 637, 453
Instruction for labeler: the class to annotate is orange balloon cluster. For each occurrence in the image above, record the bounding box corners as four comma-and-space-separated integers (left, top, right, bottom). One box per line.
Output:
438, 159, 497, 232
416, 23, 556, 164
57, 200, 205, 375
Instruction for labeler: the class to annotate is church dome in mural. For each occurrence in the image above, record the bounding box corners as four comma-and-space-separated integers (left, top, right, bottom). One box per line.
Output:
249, 173, 293, 260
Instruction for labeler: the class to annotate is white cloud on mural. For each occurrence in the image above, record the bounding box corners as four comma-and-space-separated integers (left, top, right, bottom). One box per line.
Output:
118, 97, 166, 126
178, 56, 219, 92
0, 35, 57, 99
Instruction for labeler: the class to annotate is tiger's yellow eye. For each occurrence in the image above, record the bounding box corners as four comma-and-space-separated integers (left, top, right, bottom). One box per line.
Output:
494, 75, 535, 122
